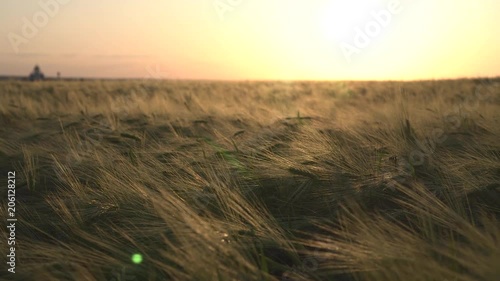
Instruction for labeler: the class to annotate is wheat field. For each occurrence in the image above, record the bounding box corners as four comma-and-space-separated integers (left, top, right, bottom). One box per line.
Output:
0, 78, 499, 281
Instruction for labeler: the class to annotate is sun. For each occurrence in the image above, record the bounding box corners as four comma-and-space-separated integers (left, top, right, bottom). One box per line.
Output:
320, 0, 383, 42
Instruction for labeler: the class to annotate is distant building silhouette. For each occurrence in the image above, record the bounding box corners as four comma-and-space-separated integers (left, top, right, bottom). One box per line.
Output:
29, 65, 45, 81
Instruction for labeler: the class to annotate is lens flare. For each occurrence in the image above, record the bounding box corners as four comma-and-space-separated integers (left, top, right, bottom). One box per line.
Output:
131, 253, 143, 264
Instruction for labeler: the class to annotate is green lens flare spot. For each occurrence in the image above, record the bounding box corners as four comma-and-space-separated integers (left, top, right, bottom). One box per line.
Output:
131, 253, 143, 264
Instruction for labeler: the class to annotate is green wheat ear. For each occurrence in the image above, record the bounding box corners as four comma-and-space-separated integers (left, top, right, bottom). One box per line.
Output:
297, 110, 304, 125
230, 138, 240, 153
128, 148, 138, 166
259, 242, 269, 276
402, 118, 417, 143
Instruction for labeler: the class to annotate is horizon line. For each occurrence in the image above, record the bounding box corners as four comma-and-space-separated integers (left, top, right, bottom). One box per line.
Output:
1, 74, 499, 83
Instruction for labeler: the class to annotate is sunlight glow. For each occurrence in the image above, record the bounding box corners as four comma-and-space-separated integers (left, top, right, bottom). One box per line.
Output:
320, 0, 379, 42
0, 0, 498, 80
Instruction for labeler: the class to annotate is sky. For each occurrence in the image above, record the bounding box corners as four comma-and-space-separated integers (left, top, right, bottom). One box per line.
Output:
0, 0, 499, 80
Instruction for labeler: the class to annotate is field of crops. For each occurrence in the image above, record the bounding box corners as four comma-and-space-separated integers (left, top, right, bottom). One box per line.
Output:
0, 78, 499, 280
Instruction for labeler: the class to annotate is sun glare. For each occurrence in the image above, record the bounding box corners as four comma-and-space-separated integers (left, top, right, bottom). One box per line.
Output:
1, 1, 498, 79
320, 0, 384, 42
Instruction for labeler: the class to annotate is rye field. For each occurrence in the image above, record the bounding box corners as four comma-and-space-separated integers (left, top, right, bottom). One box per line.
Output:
0, 78, 499, 281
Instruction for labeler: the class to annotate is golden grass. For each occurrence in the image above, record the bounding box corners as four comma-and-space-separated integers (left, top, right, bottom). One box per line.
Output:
0, 78, 499, 280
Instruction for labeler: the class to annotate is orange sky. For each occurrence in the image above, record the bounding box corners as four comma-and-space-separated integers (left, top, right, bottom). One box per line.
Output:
0, 0, 499, 80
